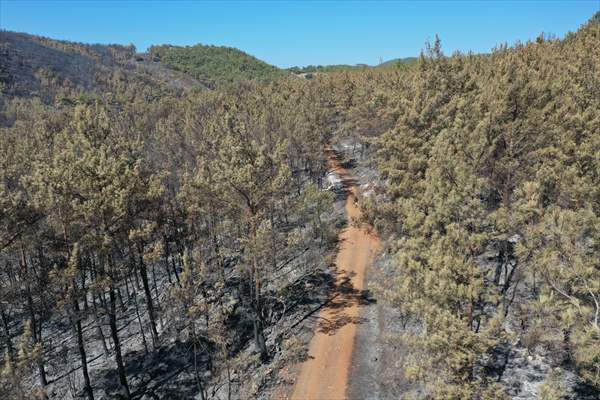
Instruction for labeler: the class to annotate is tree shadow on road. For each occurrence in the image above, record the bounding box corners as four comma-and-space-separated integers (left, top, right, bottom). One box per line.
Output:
316, 271, 376, 336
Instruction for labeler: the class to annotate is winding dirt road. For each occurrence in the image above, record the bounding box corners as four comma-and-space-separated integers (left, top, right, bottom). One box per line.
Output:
290, 148, 380, 400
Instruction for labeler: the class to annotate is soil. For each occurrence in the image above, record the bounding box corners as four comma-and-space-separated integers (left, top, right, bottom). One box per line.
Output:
289, 147, 381, 400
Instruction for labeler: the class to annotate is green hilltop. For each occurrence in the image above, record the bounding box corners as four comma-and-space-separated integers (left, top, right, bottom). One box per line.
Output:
148, 43, 287, 88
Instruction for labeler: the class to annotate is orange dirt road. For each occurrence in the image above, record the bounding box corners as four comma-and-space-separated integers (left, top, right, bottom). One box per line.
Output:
290, 149, 380, 400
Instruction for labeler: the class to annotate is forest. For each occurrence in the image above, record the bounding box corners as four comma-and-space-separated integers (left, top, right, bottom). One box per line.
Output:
1, 11, 599, 400
147, 44, 287, 88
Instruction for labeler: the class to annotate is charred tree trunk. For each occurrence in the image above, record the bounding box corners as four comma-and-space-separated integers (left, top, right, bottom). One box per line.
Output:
0, 305, 14, 364
253, 313, 268, 362
109, 284, 131, 399
191, 324, 207, 400
132, 292, 149, 355
73, 292, 94, 400
81, 266, 89, 313
162, 236, 173, 284
91, 293, 110, 355
137, 244, 159, 347
21, 249, 48, 388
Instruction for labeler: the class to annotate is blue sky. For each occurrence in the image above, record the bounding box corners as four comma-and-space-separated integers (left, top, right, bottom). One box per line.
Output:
0, 1, 597, 67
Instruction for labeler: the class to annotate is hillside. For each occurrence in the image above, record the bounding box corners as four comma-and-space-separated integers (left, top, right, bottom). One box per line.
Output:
0, 31, 204, 103
148, 44, 287, 88
0, 31, 292, 102
287, 57, 418, 76
377, 56, 418, 67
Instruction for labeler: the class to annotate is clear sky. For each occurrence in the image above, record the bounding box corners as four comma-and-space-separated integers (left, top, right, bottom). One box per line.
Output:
0, 1, 598, 68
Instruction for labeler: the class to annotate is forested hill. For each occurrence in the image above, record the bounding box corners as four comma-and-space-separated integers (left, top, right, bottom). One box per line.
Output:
286, 57, 418, 75
148, 44, 287, 88
377, 56, 418, 67
0, 31, 287, 101
0, 31, 205, 101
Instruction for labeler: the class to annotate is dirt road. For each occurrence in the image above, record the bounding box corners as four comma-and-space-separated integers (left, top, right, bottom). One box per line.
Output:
290, 148, 380, 400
